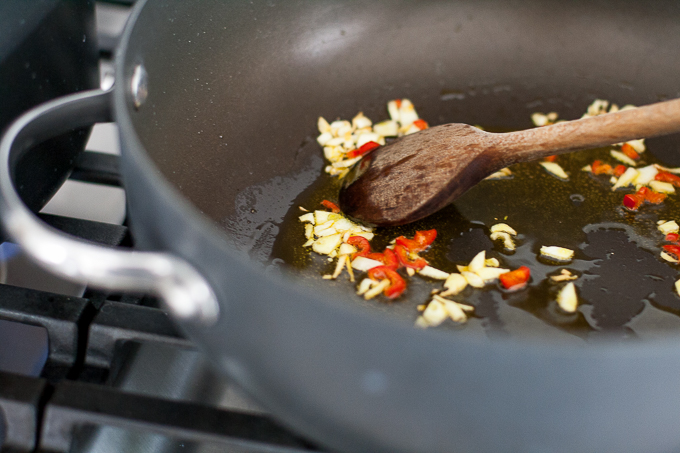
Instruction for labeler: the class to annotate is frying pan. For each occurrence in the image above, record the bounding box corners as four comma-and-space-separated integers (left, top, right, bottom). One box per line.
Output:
2, 1, 680, 451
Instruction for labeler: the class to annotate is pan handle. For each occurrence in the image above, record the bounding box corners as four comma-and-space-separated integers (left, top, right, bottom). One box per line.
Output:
0, 89, 219, 325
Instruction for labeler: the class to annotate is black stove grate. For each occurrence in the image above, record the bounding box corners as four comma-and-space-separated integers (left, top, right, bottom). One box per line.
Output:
0, 151, 320, 453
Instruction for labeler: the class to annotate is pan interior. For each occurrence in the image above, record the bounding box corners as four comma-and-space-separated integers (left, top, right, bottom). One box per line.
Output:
123, 0, 680, 342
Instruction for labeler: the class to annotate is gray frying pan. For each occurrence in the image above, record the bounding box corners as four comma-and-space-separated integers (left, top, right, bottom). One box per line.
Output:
3, 1, 680, 452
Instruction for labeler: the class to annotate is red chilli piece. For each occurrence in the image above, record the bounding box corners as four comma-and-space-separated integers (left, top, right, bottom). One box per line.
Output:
655, 171, 680, 187
395, 229, 438, 253
544, 155, 557, 162
346, 236, 371, 259
366, 248, 399, 271
663, 244, 680, 261
321, 199, 340, 213
346, 141, 380, 159
591, 160, 613, 175
394, 244, 428, 270
394, 99, 402, 108
499, 266, 531, 290
621, 143, 640, 160
623, 193, 643, 211
367, 266, 406, 299
413, 119, 429, 130
623, 187, 666, 211
613, 164, 627, 177
665, 233, 680, 243
636, 186, 666, 204
414, 229, 437, 249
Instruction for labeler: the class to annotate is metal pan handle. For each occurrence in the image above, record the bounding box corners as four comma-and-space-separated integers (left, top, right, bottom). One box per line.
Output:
0, 89, 219, 325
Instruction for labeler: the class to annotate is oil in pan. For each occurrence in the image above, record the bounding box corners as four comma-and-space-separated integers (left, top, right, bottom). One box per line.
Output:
267, 109, 680, 343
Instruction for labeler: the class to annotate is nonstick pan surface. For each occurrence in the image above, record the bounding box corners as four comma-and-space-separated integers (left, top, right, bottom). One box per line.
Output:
111, 1, 680, 451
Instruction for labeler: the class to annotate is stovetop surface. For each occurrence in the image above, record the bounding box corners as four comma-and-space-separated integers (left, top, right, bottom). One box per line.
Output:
0, 2, 322, 451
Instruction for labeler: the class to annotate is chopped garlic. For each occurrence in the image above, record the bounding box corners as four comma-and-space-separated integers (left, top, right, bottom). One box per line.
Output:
490, 231, 516, 251
550, 269, 578, 282
351, 256, 383, 272
658, 220, 679, 235
420, 299, 449, 326
462, 271, 485, 288
318, 116, 331, 134
610, 150, 637, 167
364, 279, 390, 300
539, 161, 569, 180
418, 266, 450, 280
490, 223, 517, 236
632, 165, 658, 186
654, 164, 680, 174
314, 220, 335, 234
485, 258, 500, 267
582, 164, 592, 172
398, 99, 419, 126
350, 231, 374, 241
387, 100, 401, 122
556, 282, 578, 313
316, 132, 334, 147
676, 279, 680, 297
531, 112, 549, 127
372, 120, 399, 137
661, 251, 679, 263
485, 167, 513, 180
414, 316, 430, 329
356, 132, 383, 148
312, 234, 342, 255
442, 273, 468, 296
626, 139, 645, 153
338, 243, 357, 256
540, 246, 574, 262
356, 278, 373, 296
330, 255, 348, 279
468, 251, 486, 273
304, 223, 313, 239
352, 112, 372, 130
406, 267, 416, 277
315, 227, 338, 238
434, 297, 468, 323
314, 210, 332, 224
649, 180, 675, 194
611, 167, 639, 191
299, 212, 315, 223
476, 267, 510, 283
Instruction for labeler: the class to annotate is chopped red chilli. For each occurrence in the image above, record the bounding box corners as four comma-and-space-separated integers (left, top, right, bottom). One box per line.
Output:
499, 266, 531, 290
394, 244, 428, 270
346, 236, 371, 259
591, 160, 613, 175
346, 141, 380, 159
623, 187, 667, 211
366, 248, 400, 270
413, 119, 429, 130
663, 244, 680, 261
613, 164, 627, 177
655, 171, 680, 187
621, 143, 640, 160
395, 229, 437, 253
321, 199, 341, 213
367, 266, 406, 299
666, 233, 680, 242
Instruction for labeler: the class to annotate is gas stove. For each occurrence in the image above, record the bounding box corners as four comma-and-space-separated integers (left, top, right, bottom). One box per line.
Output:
0, 2, 319, 451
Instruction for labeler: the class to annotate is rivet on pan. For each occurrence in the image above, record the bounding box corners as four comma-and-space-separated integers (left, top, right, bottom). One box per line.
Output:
131, 64, 148, 109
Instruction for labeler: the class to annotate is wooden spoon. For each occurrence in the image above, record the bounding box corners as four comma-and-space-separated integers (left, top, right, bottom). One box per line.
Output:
338, 98, 680, 226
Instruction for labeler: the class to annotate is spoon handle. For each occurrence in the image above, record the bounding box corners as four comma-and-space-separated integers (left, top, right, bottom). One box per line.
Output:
497, 98, 680, 163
